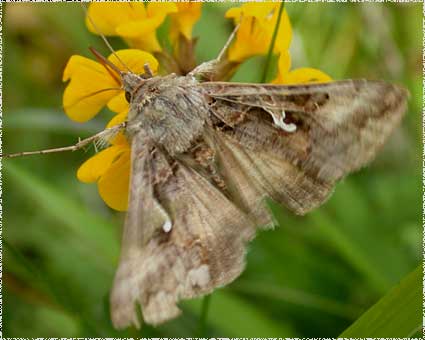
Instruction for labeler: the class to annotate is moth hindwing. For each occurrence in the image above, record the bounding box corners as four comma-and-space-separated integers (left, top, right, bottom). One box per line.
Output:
110, 69, 408, 328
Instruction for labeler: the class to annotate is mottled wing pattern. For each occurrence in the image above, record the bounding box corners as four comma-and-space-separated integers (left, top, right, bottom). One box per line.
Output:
110, 132, 255, 329
110, 79, 407, 328
202, 80, 408, 216
204, 128, 333, 224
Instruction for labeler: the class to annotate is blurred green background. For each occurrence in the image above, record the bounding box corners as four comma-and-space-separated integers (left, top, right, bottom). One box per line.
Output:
2, 2, 422, 337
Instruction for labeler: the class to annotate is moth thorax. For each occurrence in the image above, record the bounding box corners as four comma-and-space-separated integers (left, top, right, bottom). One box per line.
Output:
127, 76, 209, 155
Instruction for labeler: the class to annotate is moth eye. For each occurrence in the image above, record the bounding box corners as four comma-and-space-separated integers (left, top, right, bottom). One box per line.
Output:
125, 91, 132, 103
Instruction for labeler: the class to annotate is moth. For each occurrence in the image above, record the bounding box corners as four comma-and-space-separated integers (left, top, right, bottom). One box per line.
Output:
100, 59, 408, 328
3, 37, 408, 332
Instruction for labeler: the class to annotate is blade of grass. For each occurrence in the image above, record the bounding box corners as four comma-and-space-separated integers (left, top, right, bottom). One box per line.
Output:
4, 239, 102, 335
4, 239, 54, 297
232, 281, 363, 319
339, 264, 422, 337
3, 162, 120, 264
197, 294, 212, 337
261, 1, 285, 83
4, 109, 104, 134
309, 210, 391, 293
267, 200, 391, 294
184, 290, 297, 337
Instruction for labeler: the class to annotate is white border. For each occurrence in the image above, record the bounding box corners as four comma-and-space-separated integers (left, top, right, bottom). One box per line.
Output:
0, 1, 422, 339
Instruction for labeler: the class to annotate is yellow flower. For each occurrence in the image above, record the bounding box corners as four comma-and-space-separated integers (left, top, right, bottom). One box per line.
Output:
67, 4, 330, 212
169, 2, 202, 44
63, 49, 158, 211
63, 49, 158, 122
70, 4, 202, 211
77, 112, 131, 212
86, 2, 178, 52
225, 3, 292, 62
273, 50, 332, 84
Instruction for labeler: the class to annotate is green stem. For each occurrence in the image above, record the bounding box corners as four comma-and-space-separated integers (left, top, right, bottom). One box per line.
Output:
261, 1, 285, 83
198, 294, 212, 337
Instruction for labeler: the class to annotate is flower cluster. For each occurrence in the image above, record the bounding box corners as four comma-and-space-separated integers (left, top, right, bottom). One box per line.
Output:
63, 2, 331, 211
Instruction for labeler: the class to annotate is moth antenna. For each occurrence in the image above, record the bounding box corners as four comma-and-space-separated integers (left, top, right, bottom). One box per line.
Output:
89, 46, 122, 84
217, 11, 244, 61
81, 3, 133, 73
188, 19, 241, 80
217, 21, 240, 61
1, 123, 126, 159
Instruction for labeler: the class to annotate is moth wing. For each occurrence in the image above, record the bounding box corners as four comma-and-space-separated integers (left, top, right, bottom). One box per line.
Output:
110, 133, 255, 329
204, 129, 333, 223
202, 80, 407, 217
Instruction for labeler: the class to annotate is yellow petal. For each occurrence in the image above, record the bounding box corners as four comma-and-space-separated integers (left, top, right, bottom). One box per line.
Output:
124, 36, 162, 53
86, 2, 146, 36
116, 16, 164, 38
279, 50, 292, 75
274, 10, 292, 54
242, 3, 277, 17
108, 49, 159, 74
63, 55, 120, 122
87, 2, 175, 52
225, 7, 242, 20
225, 3, 277, 25
283, 68, 333, 84
98, 148, 131, 211
273, 50, 331, 84
62, 50, 154, 123
107, 111, 128, 129
227, 7, 292, 62
170, 2, 202, 42
107, 111, 129, 146
227, 17, 269, 62
147, 2, 178, 18
272, 50, 292, 83
107, 92, 129, 114
77, 145, 127, 183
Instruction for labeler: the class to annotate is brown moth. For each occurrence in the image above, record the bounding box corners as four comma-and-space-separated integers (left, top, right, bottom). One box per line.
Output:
104, 60, 408, 328
3, 37, 408, 331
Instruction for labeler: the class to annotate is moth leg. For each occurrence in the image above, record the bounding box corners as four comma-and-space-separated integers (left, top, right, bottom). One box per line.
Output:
1, 122, 126, 158
264, 108, 297, 133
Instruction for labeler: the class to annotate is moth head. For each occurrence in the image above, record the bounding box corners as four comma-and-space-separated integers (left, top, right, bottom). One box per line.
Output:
122, 63, 154, 103
88, 47, 151, 104
121, 72, 144, 103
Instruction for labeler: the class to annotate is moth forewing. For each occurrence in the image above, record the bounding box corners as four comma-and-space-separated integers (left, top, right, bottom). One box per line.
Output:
203, 80, 408, 183
110, 130, 255, 328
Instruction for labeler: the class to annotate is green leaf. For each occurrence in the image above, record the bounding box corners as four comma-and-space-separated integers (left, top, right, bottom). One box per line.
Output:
339, 264, 422, 337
